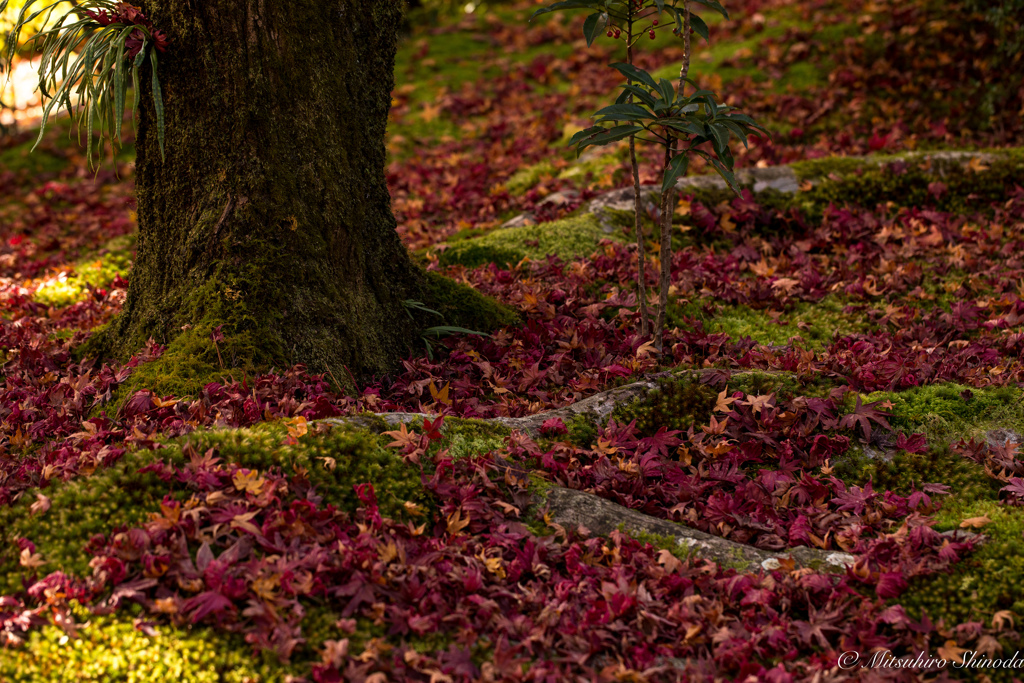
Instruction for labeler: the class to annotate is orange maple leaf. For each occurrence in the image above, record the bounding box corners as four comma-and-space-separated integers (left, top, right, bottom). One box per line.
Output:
384, 423, 420, 450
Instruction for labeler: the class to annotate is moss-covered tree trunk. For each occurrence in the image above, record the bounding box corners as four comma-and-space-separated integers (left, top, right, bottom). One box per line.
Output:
108, 0, 417, 379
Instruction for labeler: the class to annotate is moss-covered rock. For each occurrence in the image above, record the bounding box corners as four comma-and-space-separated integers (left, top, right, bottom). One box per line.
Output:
436, 213, 626, 268
790, 149, 1024, 216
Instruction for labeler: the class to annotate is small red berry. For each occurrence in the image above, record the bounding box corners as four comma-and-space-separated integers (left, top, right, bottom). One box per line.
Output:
649, 29, 656, 38
614, 28, 621, 38
652, 19, 658, 26
607, 30, 614, 37
689, 27, 695, 34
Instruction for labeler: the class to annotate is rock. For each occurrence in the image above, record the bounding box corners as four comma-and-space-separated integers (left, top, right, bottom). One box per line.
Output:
986, 428, 1021, 449
537, 190, 579, 207
541, 485, 859, 573
584, 184, 659, 214
500, 213, 535, 229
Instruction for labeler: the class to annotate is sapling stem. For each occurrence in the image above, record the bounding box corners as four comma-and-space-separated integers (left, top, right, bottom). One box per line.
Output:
627, 9, 651, 338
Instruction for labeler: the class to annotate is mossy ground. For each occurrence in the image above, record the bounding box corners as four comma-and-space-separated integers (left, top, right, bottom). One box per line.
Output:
0, 602, 279, 683
830, 383, 1024, 676
435, 213, 625, 269
0, 422, 429, 595
32, 234, 136, 308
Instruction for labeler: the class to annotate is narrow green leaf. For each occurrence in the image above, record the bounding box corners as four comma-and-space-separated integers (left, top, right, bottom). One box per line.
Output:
567, 125, 605, 146
619, 84, 657, 108
150, 50, 166, 161
657, 78, 675, 103
530, 0, 595, 20
691, 14, 710, 42
593, 102, 653, 122
662, 152, 689, 193
577, 124, 642, 154
609, 62, 657, 89
692, 0, 728, 19
708, 122, 729, 155
709, 157, 742, 194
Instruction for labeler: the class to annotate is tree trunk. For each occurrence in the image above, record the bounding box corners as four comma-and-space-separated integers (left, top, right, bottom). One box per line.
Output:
108, 0, 417, 379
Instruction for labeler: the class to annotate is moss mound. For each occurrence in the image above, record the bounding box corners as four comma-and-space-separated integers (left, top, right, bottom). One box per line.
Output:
421, 271, 520, 332
611, 373, 719, 437
436, 213, 625, 268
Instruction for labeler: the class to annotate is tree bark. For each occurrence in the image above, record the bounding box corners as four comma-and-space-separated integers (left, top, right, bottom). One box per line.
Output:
109, 0, 417, 379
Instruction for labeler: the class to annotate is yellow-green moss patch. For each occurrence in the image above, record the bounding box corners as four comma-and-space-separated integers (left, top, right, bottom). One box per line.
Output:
0, 602, 280, 683
33, 234, 135, 308
436, 213, 625, 268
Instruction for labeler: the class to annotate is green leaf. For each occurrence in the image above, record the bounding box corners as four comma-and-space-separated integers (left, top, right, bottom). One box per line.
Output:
619, 84, 657, 108
582, 12, 609, 47
662, 152, 689, 193
593, 102, 653, 122
609, 62, 657, 88
150, 49, 166, 162
708, 122, 729, 155
692, 0, 728, 19
656, 78, 675, 103
661, 119, 704, 137
576, 124, 642, 154
691, 14, 710, 42
567, 125, 605, 146
708, 157, 742, 194
719, 119, 750, 148
424, 326, 489, 338
113, 37, 131, 141
530, 0, 596, 20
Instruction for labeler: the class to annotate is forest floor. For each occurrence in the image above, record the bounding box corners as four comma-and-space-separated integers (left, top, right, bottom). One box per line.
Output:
1, 0, 1024, 681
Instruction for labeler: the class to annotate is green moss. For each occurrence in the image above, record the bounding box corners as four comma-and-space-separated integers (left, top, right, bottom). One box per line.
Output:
790, 150, 1024, 215
421, 270, 521, 332
727, 371, 834, 402
837, 384, 1023, 494
864, 383, 1023, 440
33, 234, 135, 308
611, 373, 718, 437
0, 139, 69, 176
686, 297, 875, 349
433, 417, 510, 460
0, 602, 281, 683
840, 443, 998, 501
622, 527, 698, 563
900, 499, 1024, 682
564, 413, 600, 449
504, 160, 557, 196
99, 323, 256, 415
436, 213, 625, 268
0, 422, 427, 594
